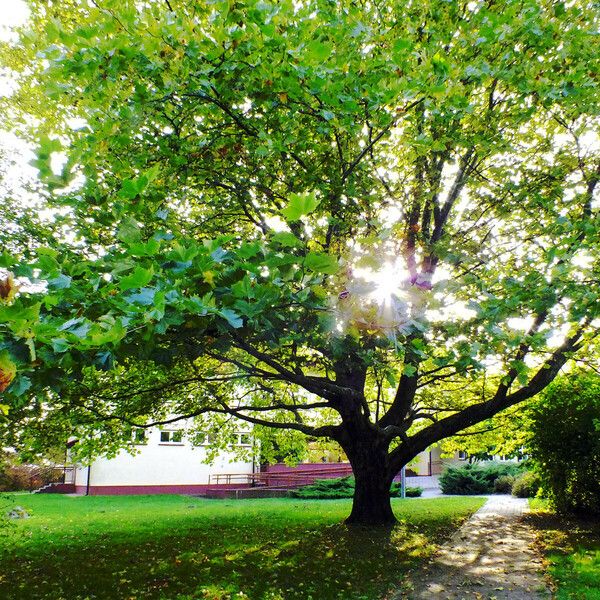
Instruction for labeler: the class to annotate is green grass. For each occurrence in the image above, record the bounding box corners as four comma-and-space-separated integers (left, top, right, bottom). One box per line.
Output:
0, 493, 483, 600
529, 499, 600, 599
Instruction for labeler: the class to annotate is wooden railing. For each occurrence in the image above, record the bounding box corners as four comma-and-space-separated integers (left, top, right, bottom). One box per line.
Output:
26, 465, 75, 492
210, 465, 353, 489
32, 465, 75, 485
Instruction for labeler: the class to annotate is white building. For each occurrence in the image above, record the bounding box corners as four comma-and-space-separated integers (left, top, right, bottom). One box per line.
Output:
63, 423, 472, 496
71, 426, 255, 495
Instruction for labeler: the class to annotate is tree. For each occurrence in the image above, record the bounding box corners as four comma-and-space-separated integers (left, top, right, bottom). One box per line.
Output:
0, 0, 599, 525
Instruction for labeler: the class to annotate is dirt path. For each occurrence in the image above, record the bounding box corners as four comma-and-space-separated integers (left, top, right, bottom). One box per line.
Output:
395, 495, 551, 599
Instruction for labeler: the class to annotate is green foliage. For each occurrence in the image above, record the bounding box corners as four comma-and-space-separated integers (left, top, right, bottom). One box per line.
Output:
290, 476, 356, 499
493, 475, 516, 494
0, 448, 63, 492
390, 484, 424, 498
0, 0, 599, 525
439, 462, 523, 495
253, 427, 309, 467
290, 476, 423, 499
529, 503, 600, 599
528, 372, 600, 515
0, 494, 484, 600
281, 192, 320, 222
439, 398, 535, 461
511, 471, 541, 498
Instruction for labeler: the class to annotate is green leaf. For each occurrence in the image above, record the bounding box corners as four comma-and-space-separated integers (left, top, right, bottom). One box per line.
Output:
126, 287, 156, 305
10, 376, 32, 397
48, 274, 72, 289
219, 308, 244, 328
129, 238, 160, 257
117, 216, 142, 245
0, 252, 16, 268
51, 338, 70, 353
402, 364, 417, 377
271, 232, 303, 248
393, 38, 413, 57
306, 39, 332, 63
70, 322, 91, 339
0, 303, 41, 325
119, 266, 154, 290
25, 338, 36, 361
281, 192, 320, 221
385, 371, 397, 387
237, 242, 262, 259
304, 252, 338, 275
119, 175, 148, 199
36, 248, 59, 274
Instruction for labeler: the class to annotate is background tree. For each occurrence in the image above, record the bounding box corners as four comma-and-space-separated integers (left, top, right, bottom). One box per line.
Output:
1, 0, 599, 525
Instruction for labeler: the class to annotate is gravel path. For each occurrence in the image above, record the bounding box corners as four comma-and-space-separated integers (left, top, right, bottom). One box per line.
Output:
395, 495, 551, 599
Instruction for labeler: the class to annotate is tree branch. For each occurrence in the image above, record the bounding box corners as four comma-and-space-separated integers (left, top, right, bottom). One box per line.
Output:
388, 327, 584, 473
341, 97, 425, 182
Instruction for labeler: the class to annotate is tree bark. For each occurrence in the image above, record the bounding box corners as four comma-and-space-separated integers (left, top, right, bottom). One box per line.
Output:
343, 434, 396, 526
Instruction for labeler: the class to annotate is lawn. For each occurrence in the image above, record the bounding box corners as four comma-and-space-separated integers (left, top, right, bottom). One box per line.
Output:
528, 499, 600, 600
0, 494, 483, 600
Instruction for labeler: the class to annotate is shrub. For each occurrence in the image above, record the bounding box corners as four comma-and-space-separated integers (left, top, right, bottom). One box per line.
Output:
528, 372, 600, 515
289, 477, 423, 499
439, 464, 491, 494
493, 475, 516, 494
406, 486, 423, 498
0, 462, 59, 492
390, 483, 423, 497
289, 476, 355, 499
511, 471, 541, 498
439, 462, 523, 495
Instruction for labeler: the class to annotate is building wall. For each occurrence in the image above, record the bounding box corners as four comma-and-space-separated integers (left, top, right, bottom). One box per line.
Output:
73, 426, 255, 495
407, 447, 468, 476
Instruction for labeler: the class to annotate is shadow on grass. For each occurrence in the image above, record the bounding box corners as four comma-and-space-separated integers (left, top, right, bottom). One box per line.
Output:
2, 524, 433, 599
527, 506, 600, 599
0, 496, 482, 600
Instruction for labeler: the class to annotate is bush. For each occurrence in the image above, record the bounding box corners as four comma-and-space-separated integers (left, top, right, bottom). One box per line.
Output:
390, 483, 423, 497
439, 462, 523, 495
511, 471, 541, 498
289, 477, 423, 499
528, 372, 600, 515
439, 464, 490, 494
493, 475, 516, 494
0, 464, 58, 492
289, 476, 355, 499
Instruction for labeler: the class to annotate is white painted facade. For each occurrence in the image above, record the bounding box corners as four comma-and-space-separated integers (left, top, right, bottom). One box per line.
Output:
68, 422, 482, 495
73, 426, 255, 494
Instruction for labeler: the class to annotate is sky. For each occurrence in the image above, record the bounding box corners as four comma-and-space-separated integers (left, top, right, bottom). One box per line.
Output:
0, 1, 39, 201
0, 0, 29, 42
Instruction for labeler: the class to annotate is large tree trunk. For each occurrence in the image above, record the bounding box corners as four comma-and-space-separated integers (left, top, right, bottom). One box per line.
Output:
344, 436, 397, 526
347, 463, 396, 525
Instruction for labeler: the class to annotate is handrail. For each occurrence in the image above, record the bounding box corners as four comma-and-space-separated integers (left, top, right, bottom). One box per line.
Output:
210, 465, 354, 488
29, 465, 76, 486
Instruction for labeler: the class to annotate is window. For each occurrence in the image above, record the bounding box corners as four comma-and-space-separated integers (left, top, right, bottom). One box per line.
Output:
199, 433, 216, 446
160, 430, 183, 444
196, 432, 251, 446
132, 429, 147, 445
458, 451, 468, 460
238, 433, 252, 446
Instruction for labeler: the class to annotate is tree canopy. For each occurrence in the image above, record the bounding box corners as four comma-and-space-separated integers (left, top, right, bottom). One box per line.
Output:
0, 0, 599, 524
